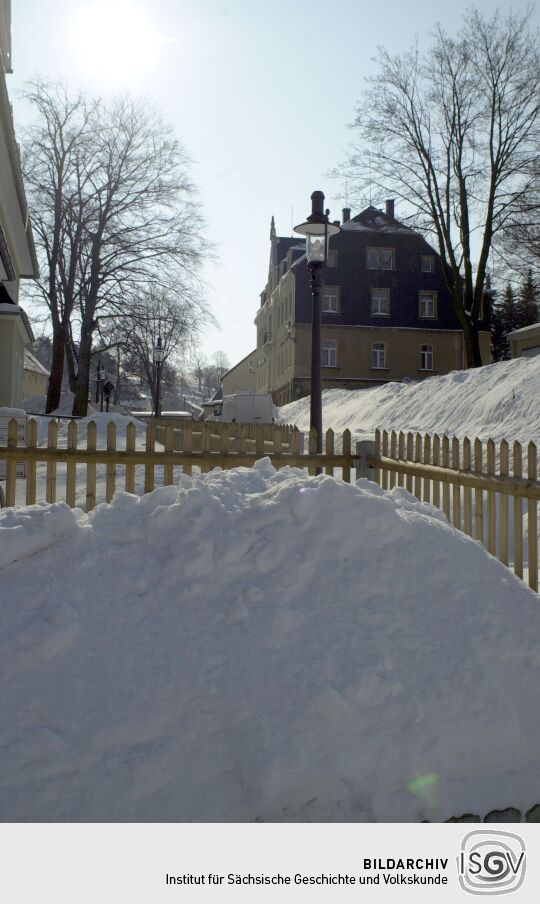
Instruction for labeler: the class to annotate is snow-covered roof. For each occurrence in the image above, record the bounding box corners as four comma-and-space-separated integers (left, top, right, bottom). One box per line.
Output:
24, 349, 49, 376
508, 322, 540, 339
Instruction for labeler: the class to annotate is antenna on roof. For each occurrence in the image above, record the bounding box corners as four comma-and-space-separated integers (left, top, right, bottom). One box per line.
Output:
345, 180, 348, 207
368, 154, 373, 205
291, 204, 294, 236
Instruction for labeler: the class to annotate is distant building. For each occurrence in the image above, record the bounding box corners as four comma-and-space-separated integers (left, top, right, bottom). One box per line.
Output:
0, 0, 40, 407
253, 204, 491, 405
508, 323, 540, 359
221, 349, 257, 396
22, 348, 49, 399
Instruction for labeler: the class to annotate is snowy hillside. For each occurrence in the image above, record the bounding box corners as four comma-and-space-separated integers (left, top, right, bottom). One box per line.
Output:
277, 358, 540, 444
1, 462, 539, 822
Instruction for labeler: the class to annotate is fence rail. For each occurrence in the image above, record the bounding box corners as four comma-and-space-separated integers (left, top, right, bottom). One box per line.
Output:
0, 418, 354, 511
371, 429, 539, 593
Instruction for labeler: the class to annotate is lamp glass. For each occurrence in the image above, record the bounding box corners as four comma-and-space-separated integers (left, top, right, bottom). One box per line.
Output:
153, 347, 164, 363
306, 232, 327, 263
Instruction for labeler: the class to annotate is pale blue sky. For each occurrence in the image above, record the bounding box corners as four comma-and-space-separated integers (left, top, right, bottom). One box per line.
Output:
10, 0, 539, 368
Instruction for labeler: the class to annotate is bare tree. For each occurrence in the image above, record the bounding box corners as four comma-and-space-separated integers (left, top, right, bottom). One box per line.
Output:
335, 8, 540, 366
22, 80, 99, 411
110, 288, 206, 413
23, 82, 209, 415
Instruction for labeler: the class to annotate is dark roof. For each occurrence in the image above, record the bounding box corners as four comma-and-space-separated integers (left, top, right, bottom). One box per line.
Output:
275, 237, 304, 264
342, 206, 415, 235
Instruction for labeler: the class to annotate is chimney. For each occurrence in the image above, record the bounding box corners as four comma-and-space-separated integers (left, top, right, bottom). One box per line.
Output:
385, 199, 395, 219
342, 207, 351, 223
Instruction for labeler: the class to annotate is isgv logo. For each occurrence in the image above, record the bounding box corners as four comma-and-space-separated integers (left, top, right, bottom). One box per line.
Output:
458, 830, 526, 895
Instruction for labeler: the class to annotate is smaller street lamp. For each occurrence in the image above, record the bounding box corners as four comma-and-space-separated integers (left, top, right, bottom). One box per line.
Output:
99, 370, 108, 412
153, 337, 164, 419
294, 191, 340, 456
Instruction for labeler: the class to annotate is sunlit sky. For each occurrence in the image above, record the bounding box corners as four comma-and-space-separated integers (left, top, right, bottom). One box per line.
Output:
11, 0, 540, 369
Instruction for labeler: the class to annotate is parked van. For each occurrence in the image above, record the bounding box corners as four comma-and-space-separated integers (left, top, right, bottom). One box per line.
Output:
208, 392, 274, 424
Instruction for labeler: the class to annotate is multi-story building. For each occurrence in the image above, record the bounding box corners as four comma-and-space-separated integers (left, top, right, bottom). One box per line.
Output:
0, 0, 40, 407
253, 203, 491, 405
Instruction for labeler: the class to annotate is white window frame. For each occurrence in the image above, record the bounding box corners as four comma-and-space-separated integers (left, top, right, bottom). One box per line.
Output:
322, 340, 337, 368
367, 247, 395, 270
322, 287, 340, 313
371, 287, 390, 316
327, 249, 338, 267
419, 291, 437, 319
421, 255, 435, 273
420, 344, 434, 371
372, 342, 386, 369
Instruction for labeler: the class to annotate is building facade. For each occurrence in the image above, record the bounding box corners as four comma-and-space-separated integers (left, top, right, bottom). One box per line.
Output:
508, 323, 540, 359
254, 204, 491, 405
221, 349, 257, 396
0, 0, 40, 407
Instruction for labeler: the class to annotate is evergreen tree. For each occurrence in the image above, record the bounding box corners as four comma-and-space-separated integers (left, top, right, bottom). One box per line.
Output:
515, 269, 539, 328
491, 284, 516, 360
491, 307, 508, 362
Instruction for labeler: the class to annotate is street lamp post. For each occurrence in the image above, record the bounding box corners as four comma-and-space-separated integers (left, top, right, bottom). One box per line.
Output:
294, 191, 340, 456
95, 358, 102, 403
153, 337, 164, 419
99, 370, 109, 412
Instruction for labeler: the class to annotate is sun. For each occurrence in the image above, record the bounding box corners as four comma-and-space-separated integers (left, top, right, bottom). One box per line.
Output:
68, 1, 174, 83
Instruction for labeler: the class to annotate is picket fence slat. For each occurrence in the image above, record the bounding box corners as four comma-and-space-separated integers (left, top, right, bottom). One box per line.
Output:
86, 421, 97, 511
528, 443, 538, 593
474, 438, 483, 544
66, 420, 77, 508
442, 436, 450, 518
452, 437, 460, 530
106, 422, 116, 503
46, 420, 58, 504
26, 418, 37, 506
405, 432, 413, 495
513, 441, 523, 580
125, 422, 136, 493
499, 440, 509, 566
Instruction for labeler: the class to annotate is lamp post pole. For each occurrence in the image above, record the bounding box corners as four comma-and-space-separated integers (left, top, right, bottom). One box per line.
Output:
95, 358, 101, 403
294, 191, 339, 463
309, 256, 323, 452
154, 336, 163, 419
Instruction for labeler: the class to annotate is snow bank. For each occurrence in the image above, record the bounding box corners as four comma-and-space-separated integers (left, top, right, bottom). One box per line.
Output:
1, 462, 539, 822
277, 357, 540, 444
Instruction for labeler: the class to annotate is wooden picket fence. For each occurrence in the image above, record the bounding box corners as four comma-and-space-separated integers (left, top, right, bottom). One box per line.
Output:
372, 429, 539, 593
0, 418, 354, 512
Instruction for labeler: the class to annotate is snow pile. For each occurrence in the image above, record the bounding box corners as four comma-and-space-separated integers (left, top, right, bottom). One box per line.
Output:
277, 357, 540, 444
1, 462, 540, 822
22, 392, 77, 417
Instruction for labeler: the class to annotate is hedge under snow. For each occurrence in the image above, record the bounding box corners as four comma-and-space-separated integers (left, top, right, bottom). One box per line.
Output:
1, 460, 539, 822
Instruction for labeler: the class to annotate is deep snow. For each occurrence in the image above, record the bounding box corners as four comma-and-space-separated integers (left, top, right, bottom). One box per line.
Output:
1, 461, 539, 822
277, 357, 540, 444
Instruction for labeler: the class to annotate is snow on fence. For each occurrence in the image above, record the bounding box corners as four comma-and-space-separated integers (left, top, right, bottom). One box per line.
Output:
371, 429, 539, 594
0, 418, 354, 511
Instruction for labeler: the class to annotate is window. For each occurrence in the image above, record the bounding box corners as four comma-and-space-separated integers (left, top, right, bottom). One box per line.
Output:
327, 250, 338, 267
322, 288, 340, 312
421, 255, 434, 273
322, 341, 337, 367
372, 343, 386, 369
419, 291, 437, 318
367, 247, 395, 270
420, 344, 434, 370
371, 287, 390, 316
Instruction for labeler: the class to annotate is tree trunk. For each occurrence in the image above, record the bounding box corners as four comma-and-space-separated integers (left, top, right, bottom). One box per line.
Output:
72, 329, 93, 417
46, 326, 65, 413
462, 317, 483, 368
65, 332, 77, 394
